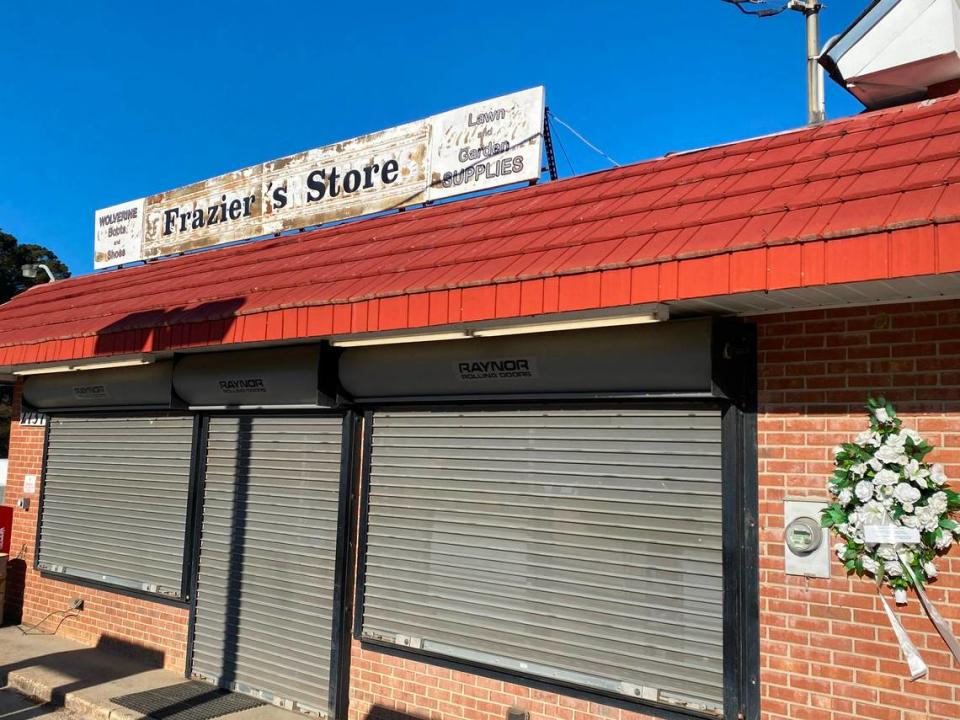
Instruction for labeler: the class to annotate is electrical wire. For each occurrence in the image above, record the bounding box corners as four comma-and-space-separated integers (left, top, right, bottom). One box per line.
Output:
550, 116, 576, 176
547, 110, 620, 168
721, 0, 789, 17
17, 609, 80, 635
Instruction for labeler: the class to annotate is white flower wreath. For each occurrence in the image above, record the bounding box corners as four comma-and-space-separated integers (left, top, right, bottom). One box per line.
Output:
822, 398, 960, 603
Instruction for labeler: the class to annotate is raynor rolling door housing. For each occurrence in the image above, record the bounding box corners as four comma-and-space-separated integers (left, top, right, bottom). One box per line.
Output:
339, 319, 717, 400
23, 361, 176, 410
173, 345, 332, 408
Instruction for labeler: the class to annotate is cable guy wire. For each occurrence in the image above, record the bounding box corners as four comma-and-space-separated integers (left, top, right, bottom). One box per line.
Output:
547, 111, 620, 168
550, 116, 576, 176
721, 0, 789, 17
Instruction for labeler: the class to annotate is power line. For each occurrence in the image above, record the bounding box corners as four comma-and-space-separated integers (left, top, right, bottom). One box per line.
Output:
721, 0, 789, 18
547, 110, 620, 168
550, 115, 576, 176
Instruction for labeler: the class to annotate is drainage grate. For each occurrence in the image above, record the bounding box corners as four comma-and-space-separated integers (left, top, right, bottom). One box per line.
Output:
111, 681, 266, 720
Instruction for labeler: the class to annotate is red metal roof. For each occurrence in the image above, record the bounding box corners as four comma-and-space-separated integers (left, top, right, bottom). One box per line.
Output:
5, 92, 960, 366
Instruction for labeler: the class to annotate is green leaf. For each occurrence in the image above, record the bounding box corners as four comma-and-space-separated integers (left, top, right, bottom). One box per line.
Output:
940, 518, 958, 531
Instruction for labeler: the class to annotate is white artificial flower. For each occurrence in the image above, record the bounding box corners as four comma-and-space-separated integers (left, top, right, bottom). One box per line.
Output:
931, 463, 948, 486
915, 504, 940, 532
901, 428, 922, 444
862, 555, 879, 574
936, 531, 954, 550
884, 560, 903, 577
894, 588, 908, 604
883, 497, 895, 510
885, 433, 907, 451
930, 491, 948, 515
855, 430, 881, 447
875, 445, 906, 465
833, 445, 845, 458
834, 542, 846, 560
869, 457, 884, 473
877, 544, 898, 561
851, 463, 868, 477
893, 483, 921, 510
924, 561, 938, 579
855, 480, 875, 503
837, 523, 851, 538
875, 407, 891, 424
838, 488, 853, 506
904, 459, 930, 488
902, 513, 920, 529
873, 469, 900, 487
848, 511, 862, 528
862, 500, 887, 526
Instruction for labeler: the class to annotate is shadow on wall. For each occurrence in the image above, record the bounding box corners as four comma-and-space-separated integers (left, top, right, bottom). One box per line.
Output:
92, 298, 246, 356
0, 633, 164, 702
363, 706, 430, 720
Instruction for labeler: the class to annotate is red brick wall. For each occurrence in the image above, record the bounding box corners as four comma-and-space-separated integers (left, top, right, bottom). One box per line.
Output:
349, 640, 662, 720
2, 385, 189, 671
756, 300, 960, 720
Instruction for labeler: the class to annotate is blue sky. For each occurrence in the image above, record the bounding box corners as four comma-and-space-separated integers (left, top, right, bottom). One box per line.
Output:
0, 1, 867, 277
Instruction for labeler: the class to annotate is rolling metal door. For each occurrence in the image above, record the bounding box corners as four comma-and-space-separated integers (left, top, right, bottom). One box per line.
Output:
37, 415, 194, 597
191, 416, 344, 718
361, 408, 724, 714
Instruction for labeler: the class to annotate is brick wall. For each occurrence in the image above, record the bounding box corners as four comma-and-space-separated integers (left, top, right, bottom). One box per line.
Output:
756, 300, 960, 720
1, 384, 189, 671
348, 640, 664, 720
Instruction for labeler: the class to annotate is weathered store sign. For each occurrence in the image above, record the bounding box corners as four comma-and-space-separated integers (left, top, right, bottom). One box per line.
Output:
95, 87, 545, 269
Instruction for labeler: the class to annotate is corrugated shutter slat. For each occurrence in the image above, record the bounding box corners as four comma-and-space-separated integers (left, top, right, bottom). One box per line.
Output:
362, 409, 724, 714
37, 415, 194, 596
191, 415, 343, 718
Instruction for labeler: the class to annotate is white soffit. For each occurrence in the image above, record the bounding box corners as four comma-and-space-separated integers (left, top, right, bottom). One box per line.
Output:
823, 0, 960, 108
669, 272, 960, 317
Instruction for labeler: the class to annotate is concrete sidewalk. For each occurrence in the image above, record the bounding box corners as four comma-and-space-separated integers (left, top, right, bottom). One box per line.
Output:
0, 627, 302, 720
0, 686, 76, 720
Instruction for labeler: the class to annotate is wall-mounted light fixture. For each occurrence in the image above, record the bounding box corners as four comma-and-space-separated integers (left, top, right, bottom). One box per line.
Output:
330, 307, 669, 347
21, 264, 57, 283
330, 331, 471, 348
12, 357, 155, 376
471, 308, 668, 337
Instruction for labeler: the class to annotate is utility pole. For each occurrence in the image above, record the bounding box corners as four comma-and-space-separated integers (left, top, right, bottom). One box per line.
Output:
723, 0, 826, 124
788, 0, 825, 124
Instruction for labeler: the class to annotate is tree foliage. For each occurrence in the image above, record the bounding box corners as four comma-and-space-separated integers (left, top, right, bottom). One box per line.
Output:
0, 229, 70, 458
1, 228, 71, 304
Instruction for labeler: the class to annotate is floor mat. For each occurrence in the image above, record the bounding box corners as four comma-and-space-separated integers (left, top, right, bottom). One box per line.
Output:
111, 681, 266, 720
